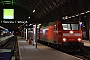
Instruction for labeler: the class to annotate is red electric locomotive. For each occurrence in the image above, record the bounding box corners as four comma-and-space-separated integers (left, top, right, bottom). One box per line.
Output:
38, 20, 84, 52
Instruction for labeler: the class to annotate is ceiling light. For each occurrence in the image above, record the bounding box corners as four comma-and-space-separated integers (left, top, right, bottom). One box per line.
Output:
68, 17, 71, 18
86, 11, 88, 13
29, 24, 32, 26
65, 16, 68, 19
81, 13, 85, 14
72, 16, 75, 17
76, 14, 79, 16
28, 16, 30, 19
33, 10, 35, 12
87, 11, 90, 13
38, 24, 41, 25
65, 18, 68, 19
25, 21, 28, 23
62, 17, 65, 20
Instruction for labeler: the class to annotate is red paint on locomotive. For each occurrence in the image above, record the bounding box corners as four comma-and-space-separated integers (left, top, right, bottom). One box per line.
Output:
38, 20, 83, 52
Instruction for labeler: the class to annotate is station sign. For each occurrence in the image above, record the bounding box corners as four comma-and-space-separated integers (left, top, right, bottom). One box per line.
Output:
2, 20, 15, 23
0, 20, 28, 24
16, 21, 28, 24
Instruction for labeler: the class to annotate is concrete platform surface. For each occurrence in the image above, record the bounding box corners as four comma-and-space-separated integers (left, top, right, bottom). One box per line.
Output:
82, 40, 90, 46
18, 37, 82, 60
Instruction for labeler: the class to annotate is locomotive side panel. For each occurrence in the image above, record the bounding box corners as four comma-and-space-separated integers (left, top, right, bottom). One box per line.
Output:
57, 21, 63, 44
46, 26, 54, 41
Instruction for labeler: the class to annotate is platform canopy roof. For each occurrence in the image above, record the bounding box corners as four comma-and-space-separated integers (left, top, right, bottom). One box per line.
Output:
0, 0, 90, 31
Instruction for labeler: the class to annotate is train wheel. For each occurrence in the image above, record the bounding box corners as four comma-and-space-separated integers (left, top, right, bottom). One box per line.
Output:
52, 44, 54, 48
52, 44, 56, 49
46, 42, 48, 46
50, 43, 52, 47
56, 44, 58, 50
53, 44, 55, 49
48, 43, 50, 47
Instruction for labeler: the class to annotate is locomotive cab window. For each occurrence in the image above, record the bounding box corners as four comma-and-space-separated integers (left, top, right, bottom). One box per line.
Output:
71, 24, 79, 30
62, 23, 80, 30
62, 24, 71, 30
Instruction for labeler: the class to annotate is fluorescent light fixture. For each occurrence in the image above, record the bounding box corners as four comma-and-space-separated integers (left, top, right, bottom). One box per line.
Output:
65, 16, 68, 19
62, 17, 65, 20
68, 17, 71, 18
81, 13, 84, 15
86, 11, 88, 13
87, 11, 90, 13
25, 21, 28, 23
65, 18, 68, 19
72, 16, 75, 17
76, 14, 79, 16
29, 24, 32, 26
38, 24, 41, 25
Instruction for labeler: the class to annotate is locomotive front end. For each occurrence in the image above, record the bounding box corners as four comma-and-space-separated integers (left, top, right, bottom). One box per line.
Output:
61, 22, 84, 52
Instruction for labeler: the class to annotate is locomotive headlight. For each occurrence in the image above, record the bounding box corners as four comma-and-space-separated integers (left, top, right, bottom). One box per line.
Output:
63, 38, 66, 42
70, 31, 73, 34
78, 38, 81, 42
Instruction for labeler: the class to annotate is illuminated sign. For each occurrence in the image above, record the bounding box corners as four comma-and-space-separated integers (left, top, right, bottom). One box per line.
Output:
2, 20, 15, 23
17, 21, 28, 23
0, 20, 28, 24
3, 9, 14, 19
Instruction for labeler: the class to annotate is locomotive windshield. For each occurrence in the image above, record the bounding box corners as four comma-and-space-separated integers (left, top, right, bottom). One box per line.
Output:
62, 23, 80, 30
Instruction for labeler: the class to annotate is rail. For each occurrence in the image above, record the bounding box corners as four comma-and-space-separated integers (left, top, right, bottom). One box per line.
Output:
0, 36, 19, 60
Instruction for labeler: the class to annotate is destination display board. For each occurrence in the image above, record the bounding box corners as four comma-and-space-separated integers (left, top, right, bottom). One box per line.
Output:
3, 9, 14, 19
0, 20, 28, 24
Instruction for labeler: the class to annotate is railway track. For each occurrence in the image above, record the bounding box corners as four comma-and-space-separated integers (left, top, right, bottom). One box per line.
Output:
69, 52, 90, 60
66, 46, 90, 60
1, 36, 20, 60
38, 41, 90, 60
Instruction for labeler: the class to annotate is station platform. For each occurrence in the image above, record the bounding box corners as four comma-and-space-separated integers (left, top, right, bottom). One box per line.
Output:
17, 37, 82, 60
82, 40, 90, 46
